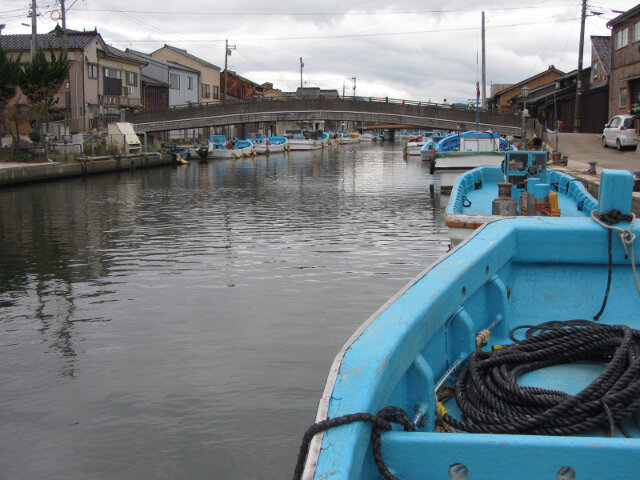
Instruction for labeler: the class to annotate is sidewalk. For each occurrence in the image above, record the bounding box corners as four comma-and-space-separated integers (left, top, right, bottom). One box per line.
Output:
551, 132, 640, 173
547, 132, 640, 215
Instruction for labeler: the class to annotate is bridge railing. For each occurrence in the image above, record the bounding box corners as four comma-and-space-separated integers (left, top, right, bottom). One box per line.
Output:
126, 96, 521, 128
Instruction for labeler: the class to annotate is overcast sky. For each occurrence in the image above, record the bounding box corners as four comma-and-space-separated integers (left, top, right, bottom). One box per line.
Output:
1, 1, 637, 103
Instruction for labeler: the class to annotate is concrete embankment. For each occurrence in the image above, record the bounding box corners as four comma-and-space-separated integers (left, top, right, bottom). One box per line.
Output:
0, 153, 172, 187
546, 132, 640, 216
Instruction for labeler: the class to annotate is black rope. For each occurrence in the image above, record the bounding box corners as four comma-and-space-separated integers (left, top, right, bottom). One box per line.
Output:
293, 406, 415, 480
592, 209, 634, 320
443, 320, 640, 437
462, 195, 472, 208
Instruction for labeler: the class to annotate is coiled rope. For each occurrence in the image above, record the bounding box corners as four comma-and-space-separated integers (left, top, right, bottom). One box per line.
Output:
443, 320, 640, 437
292, 406, 415, 480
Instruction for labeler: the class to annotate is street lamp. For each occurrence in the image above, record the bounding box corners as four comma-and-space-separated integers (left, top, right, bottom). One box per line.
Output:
521, 86, 530, 147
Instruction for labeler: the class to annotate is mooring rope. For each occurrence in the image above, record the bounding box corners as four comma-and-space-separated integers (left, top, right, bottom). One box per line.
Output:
442, 320, 640, 437
292, 406, 415, 480
590, 210, 640, 307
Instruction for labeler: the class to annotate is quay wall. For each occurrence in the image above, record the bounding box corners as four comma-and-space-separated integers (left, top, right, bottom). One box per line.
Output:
0, 154, 172, 187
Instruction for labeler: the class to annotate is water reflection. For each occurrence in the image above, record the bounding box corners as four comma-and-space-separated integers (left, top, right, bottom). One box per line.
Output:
0, 143, 448, 479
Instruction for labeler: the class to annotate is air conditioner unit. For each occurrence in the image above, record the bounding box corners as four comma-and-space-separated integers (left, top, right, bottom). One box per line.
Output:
123, 86, 133, 95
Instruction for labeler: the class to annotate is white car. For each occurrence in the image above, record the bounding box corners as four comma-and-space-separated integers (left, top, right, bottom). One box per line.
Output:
602, 114, 638, 151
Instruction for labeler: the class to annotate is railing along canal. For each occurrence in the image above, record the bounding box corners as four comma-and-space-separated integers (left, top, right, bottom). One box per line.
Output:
126, 97, 521, 136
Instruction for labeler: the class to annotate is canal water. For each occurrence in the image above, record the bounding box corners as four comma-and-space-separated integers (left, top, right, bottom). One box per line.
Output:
0, 142, 449, 479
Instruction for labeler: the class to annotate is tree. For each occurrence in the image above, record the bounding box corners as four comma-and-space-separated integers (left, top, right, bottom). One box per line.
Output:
0, 47, 22, 149
19, 47, 70, 153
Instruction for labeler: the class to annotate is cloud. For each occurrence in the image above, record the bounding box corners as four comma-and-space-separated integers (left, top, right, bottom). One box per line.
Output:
2, 0, 635, 104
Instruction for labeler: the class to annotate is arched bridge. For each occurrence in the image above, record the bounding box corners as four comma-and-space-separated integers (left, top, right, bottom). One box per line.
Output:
126, 97, 522, 137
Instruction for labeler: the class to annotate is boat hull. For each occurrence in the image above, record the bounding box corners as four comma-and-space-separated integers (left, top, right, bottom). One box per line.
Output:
253, 143, 286, 155
288, 139, 323, 151
201, 146, 255, 159
301, 170, 640, 480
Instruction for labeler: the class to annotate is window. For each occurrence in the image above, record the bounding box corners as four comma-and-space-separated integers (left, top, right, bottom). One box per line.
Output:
104, 67, 121, 79
126, 71, 138, 86
635, 21, 640, 43
615, 28, 629, 50
620, 88, 628, 107
212, 85, 219, 99
187, 76, 193, 90
592, 63, 598, 79
169, 73, 180, 90
103, 67, 122, 96
88, 63, 98, 79
202, 84, 210, 98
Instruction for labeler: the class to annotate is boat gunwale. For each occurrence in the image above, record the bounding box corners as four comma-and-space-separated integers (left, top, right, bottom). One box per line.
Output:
303, 215, 640, 479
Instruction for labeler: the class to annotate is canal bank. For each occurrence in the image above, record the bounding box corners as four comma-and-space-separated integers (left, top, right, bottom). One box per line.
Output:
0, 152, 172, 187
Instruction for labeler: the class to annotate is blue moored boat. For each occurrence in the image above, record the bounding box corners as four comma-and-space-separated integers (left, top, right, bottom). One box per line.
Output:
429, 130, 517, 192
295, 169, 640, 480
444, 150, 598, 246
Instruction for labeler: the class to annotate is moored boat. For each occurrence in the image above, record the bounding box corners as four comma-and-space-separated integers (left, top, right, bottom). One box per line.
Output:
285, 130, 326, 151
196, 135, 255, 159
444, 150, 598, 245
295, 169, 640, 480
430, 130, 517, 192
247, 133, 289, 155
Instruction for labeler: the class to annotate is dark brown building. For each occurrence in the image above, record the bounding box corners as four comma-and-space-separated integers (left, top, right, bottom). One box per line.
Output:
607, 5, 640, 117
221, 71, 263, 101
141, 75, 169, 112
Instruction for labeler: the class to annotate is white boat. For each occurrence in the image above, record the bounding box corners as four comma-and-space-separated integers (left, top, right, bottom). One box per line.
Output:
285, 130, 326, 151
340, 132, 360, 144
431, 130, 516, 192
195, 135, 255, 159
247, 134, 289, 155
359, 132, 380, 142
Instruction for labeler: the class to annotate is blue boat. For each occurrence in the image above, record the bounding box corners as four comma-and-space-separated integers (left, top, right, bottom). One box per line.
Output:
429, 130, 518, 192
295, 169, 640, 480
444, 150, 598, 246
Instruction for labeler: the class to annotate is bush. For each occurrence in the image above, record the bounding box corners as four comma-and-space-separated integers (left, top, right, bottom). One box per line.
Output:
28, 130, 42, 143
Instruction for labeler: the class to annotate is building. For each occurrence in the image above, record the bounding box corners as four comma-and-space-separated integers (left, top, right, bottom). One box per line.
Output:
517, 35, 611, 133
151, 44, 221, 104
0, 26, 144, 133
488, 66, 565, 114
607, 5, 640, 118
261, 83, 290, 100
126, 49, 199, 108
221, 70, 264, 101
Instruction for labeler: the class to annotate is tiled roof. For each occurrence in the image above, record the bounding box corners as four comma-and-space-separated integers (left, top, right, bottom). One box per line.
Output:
0, 25, 98, 51
104, 44, 146, 65
153, 44, 221, 70
591, 35, 611, 77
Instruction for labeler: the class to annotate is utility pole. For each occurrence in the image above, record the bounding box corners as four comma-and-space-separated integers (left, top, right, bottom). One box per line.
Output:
481, 11, 486, 110
300, 57, 304, 95
573, 0, 587, 132
60, 0, 67, 54
352, 76, 356, 97
342, 82, 345, 99
223, 39, 235, 102
30, 0, 37, 60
